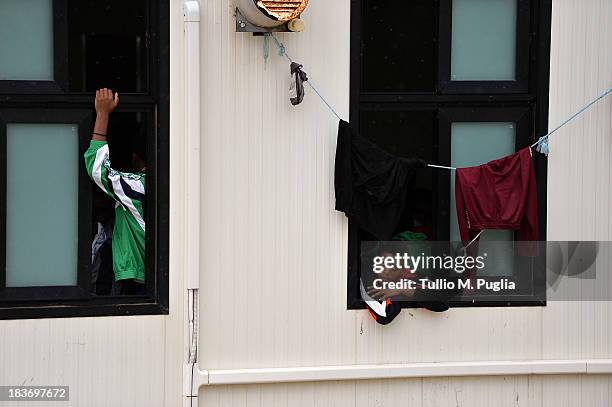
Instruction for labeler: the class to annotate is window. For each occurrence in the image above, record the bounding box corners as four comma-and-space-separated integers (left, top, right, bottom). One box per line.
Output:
0, 0, 169, 319
348, 0, 551, 308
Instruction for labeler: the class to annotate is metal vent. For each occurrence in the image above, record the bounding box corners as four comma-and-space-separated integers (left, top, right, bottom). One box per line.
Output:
256, 0, 308, 22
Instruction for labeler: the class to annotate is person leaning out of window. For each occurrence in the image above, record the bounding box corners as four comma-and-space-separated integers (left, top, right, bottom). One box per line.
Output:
84, 88, 146, 295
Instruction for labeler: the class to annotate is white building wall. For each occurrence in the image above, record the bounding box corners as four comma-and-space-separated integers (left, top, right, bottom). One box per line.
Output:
0, 0, 610, 406
196, 0, 612, 405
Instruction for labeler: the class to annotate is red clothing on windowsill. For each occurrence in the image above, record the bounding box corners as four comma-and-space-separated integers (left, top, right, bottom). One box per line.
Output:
455, 147, 539, 255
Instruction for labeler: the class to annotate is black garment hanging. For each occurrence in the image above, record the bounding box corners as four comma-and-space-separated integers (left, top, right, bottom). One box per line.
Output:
289, 62, 308, 106
334, 120, 427, 240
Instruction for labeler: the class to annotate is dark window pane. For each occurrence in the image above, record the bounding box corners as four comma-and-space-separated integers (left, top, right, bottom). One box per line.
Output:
361, 0, 437, 93
67, 0, 148, 92
359, 110, 435, 160
359, 110, 436, 238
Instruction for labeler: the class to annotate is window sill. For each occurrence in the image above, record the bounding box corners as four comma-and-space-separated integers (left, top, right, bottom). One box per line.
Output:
0, 300, 168, 320
347, 300, 546, 310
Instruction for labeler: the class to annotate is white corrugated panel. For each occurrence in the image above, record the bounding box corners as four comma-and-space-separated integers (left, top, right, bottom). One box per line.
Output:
543, 0, 612, 366
197, 0, 612, 405
0, 0, 610, 405
198, 0, 353, 372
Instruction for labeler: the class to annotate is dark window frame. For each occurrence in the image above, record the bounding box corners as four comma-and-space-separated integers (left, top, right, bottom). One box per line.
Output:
435, 106, 534, 240
0, 0, 69, 94
347, 0, 551, 310
0, 109, 93, 302
0, 0, 169, 319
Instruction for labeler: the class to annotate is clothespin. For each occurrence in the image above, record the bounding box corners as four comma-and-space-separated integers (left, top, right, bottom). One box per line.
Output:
534, 135, 550, 156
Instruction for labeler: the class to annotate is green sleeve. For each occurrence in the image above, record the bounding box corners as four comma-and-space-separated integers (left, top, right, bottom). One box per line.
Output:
84, 140, 115, 200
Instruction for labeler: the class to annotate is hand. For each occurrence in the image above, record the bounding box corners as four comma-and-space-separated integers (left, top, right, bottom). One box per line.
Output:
367, 285, 416, 301
380, 268, 405, 282
367, 286, 403, 300
95, 88, 119, 115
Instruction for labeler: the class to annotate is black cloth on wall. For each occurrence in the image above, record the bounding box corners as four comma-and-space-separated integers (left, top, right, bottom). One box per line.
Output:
289, 62, 308, 106
334, 120, 427, 240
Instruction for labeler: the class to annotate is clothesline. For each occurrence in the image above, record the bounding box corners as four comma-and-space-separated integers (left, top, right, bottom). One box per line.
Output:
268, 34, 611, 171
269, 34, 344, 122
530, 87, 612, 148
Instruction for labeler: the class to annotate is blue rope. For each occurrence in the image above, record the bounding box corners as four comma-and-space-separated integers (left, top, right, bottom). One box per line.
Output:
270, 34, 343, 121
268, 34, 610, 165
531, 87, 612, 155
270, 34, 292, 61
263, 33, 270, 65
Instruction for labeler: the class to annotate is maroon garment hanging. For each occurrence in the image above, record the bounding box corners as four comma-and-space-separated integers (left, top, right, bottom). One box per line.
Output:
455, 147, 539, 252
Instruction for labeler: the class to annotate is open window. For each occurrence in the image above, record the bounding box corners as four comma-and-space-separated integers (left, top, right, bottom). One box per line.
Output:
0, 0, 168, 319
348, 0, 551, 309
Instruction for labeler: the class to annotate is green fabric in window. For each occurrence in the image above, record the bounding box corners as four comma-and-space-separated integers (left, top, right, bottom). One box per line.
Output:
392, 231, 428, 242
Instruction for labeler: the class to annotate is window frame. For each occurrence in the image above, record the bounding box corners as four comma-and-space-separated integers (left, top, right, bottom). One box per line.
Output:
0, 109, 92, 302
437, 0, 532, 94
347, 0, 551, 310
435, 106, 534, 240
0, 0, 69, 93
0, 0, 169, 319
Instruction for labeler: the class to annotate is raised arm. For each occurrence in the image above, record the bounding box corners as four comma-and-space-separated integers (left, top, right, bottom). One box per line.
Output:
92, 88, 119, 142
84, 89, 146, 232
84, 88, 120, 200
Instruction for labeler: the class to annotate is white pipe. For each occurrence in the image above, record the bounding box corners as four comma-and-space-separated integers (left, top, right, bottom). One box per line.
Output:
183, 1, 201, 405
190, 359, 612, 388
184, 0, 201, 290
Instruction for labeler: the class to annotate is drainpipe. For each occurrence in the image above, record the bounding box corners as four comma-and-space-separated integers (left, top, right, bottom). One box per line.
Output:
183, 1, 207, 406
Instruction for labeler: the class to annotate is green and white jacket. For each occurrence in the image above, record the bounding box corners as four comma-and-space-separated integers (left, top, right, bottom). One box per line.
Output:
84, 140, 146, 282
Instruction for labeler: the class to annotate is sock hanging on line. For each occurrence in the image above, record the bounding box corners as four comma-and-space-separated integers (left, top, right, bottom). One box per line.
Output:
289, 62, 308, 106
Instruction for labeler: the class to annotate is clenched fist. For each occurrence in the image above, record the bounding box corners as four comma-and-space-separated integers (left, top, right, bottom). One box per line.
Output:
95, 88, 119, 115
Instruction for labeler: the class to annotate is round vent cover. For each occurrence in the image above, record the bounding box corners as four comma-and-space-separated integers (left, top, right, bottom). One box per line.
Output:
256, 0, 309, 22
